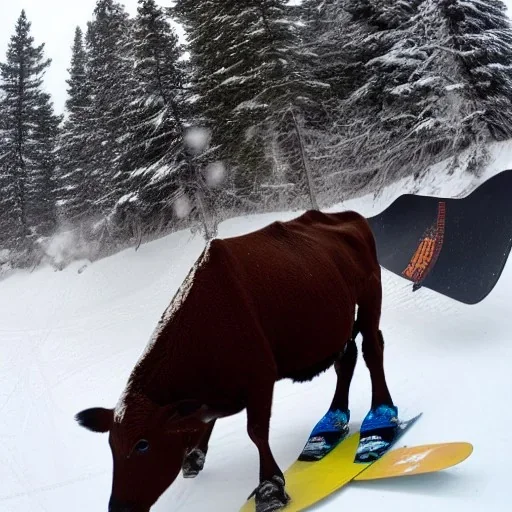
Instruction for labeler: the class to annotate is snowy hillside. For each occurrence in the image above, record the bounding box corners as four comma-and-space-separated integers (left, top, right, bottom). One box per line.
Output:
2, 141, 512, 512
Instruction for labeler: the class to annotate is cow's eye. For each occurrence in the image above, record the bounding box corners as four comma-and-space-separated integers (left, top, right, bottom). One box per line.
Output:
135, 439, 150, 453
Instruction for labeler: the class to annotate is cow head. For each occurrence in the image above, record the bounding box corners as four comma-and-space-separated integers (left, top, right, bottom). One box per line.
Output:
75, 394, 213, 512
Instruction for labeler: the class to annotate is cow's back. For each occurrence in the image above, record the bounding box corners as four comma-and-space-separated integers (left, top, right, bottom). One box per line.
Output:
223, 209, 378, 294
215, 210, 379, 379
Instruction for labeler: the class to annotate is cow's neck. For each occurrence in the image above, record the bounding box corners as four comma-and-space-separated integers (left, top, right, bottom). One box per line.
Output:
124, 243, 213, 406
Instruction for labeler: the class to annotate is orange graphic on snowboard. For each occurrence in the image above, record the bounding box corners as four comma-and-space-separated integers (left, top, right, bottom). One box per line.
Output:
402, 202, 446, 287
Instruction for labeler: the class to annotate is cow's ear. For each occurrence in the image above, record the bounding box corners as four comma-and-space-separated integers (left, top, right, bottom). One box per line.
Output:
75, 407, 113, 433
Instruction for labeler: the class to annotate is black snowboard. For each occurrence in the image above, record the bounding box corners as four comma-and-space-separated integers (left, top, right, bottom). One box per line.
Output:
367, 169, 512, 304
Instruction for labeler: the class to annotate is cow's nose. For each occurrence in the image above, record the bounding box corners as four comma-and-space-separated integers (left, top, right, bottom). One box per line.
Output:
108, 496, 132, 512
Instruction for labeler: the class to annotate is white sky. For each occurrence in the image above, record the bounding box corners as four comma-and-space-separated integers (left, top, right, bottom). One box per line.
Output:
0, 0, 510, 115
0, 0, 176, 114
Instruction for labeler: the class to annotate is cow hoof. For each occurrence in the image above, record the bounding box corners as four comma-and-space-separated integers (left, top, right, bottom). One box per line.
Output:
182, 448, 206, 478
250, 475, 290, 512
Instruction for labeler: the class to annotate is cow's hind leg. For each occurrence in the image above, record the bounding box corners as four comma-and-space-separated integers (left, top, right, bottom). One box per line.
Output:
182, 420, 216, 478
298, 324, 358, 461
330, 321, 359, 412
357, 276, 398, 459
358, 278, 393, 408
246, 380, 289, 512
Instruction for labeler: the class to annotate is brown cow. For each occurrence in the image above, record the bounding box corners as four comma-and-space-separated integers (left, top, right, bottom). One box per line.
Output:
75, 209, 394, 512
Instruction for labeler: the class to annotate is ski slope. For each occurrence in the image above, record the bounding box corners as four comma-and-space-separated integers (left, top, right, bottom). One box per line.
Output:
2, 143, 512, 512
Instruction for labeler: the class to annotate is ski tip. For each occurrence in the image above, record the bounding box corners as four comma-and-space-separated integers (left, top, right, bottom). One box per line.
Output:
401, 412, 423, 427
396, 412, 423, 436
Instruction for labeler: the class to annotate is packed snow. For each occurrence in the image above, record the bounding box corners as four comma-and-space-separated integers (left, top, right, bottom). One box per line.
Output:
2, 141, 512, 512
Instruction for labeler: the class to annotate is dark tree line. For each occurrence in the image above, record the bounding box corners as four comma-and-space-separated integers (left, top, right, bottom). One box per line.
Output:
2, 0, 512, 271
0, 11, 61, 266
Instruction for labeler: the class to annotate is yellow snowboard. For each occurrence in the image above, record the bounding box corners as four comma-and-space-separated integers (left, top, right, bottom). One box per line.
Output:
354, 441, 473, 481
240, 433, 369, 512
240, 434, 473, 512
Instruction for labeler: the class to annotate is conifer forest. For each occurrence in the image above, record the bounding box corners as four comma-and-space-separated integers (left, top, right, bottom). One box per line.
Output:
2, 0, 512, 271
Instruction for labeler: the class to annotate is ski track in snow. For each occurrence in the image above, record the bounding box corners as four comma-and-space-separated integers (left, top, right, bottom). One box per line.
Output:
2, 142, 512, 511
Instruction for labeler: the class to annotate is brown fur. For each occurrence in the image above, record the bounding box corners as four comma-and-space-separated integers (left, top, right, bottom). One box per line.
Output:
76, 209, 393, 512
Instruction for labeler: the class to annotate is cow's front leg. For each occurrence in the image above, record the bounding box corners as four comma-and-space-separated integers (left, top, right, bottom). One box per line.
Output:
182, 420, 216, 478
246, 381, 290, 512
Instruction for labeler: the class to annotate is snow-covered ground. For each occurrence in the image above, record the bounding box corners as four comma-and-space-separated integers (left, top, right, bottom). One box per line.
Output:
2, 142, 512, 512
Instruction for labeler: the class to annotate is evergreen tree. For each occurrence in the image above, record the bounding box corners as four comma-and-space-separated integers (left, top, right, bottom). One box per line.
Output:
58, 26, 93, 226
29, 92, 61, 236
441, 0, 512, 140
0, 150, 24, 255
344, 0, 512, 186
65, 27, 89, 116
297, 0, 423, 195
118, 0, 187, 226
84, 0, 134, 216
173, 0, 328, 205
336, 0, 448, 185
0, 10, 60, 261
127, 0, 184, 171
300, 0, 355, 99
302, 0, 512, 193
